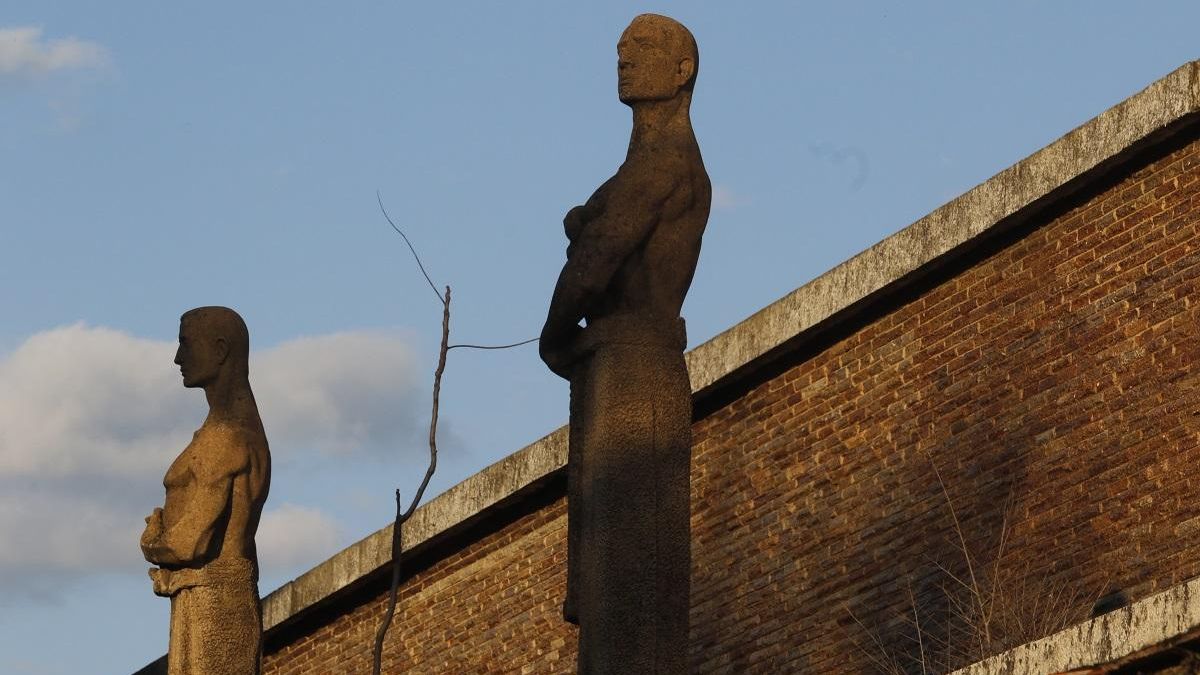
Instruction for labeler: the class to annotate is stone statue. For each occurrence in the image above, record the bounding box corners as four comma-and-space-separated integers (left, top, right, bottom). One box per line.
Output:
539, 14, 710, 674
140, 306, 271, 675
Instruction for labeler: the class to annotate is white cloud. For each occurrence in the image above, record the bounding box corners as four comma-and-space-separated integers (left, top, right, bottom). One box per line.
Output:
0, 26, 109, 78
254, 332, 421, 456
0, 324, 422, 478
256, 503, 342, 572
0, 487, 346, 603
0, 323, 422, 600
0, 324, 192, 478
0, 488, 142, 574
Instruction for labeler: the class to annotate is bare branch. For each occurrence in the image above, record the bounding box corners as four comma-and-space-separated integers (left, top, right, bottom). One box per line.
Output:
925, 451, 988, 648
908, 584, 927, 675
372, 286, 451, 675
367, 200, 538, 672
377, 191, 443, 305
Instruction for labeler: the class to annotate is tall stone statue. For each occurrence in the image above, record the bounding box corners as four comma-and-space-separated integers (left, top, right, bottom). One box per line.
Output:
540, 14, 710, 674
140, 306, 272, 675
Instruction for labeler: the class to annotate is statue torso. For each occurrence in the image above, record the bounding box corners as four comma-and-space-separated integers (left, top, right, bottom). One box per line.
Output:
570, 137, 711, 326
163, 421, 270, 567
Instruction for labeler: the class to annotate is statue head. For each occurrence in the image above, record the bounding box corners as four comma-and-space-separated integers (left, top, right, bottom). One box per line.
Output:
617, 14, 698, 106
175, 306, 250, 389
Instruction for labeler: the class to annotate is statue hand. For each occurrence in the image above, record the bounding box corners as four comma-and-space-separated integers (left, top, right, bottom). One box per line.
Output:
564, 205, 587, 241
148, 567, 171, 596
540, 323, 583, 380
542, 345, 577, 379
140, 508, 163, 559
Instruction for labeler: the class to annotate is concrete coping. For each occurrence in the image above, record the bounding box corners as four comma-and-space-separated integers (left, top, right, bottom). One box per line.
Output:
950, 577, 1200, 674
259, 61, 1200, 634
261, 427, 568, 630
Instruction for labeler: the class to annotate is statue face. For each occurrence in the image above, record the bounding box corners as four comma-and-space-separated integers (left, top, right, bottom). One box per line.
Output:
617, 20, 691, 104
174, 318, 226, 389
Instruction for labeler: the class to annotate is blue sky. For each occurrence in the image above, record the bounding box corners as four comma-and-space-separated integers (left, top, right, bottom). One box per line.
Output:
2, 2, 1198, 672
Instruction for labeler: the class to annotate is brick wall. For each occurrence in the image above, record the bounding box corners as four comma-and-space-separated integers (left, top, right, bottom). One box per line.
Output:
264, 499, 577, 673
262, 132, 1200, 674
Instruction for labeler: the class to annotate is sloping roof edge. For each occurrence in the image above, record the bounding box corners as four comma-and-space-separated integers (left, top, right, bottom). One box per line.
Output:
257, 61, 1200, 635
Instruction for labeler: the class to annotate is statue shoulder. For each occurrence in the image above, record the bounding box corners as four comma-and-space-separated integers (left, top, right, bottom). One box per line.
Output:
190, 423, 254, 481
614, 154, 688, 203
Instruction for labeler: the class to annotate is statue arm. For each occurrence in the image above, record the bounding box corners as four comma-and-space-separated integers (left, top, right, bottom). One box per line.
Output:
540, 171, 678, 367
142, 440, 248, 566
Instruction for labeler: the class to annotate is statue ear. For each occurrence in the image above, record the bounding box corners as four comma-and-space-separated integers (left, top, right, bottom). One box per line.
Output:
676, 57, 695, 87
215, 337, 230, 365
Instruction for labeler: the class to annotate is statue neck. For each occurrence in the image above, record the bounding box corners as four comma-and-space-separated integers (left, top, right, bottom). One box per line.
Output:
203, 371, 259, 425
628, 95, 693, 151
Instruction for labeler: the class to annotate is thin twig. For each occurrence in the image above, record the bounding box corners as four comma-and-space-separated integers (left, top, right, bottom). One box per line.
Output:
908, 584, 927, 675
368, 197, 538, 673
372, 286, 450, 675
845, 603, 905, 675
982, 492, 1013, 644
447, 336, 539, 351
377, 191, 443, 304
926, 451, 988, 649
380, 191, 538, 353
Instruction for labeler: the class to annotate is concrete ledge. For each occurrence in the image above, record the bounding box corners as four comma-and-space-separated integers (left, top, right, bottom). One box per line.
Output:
261, 427, 567, 631
685, 60, 1200, 397
950, 578, 1200, 674
258, 62, 1200, 636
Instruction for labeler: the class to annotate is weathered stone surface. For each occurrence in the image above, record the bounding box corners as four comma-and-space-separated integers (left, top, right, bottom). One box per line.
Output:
539, 13, 710, 674
141, 307, 271, 675
951, 577, 1200, 674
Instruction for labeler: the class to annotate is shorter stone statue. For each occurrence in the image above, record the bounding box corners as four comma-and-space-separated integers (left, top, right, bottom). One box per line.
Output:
140, 306, 271, 675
